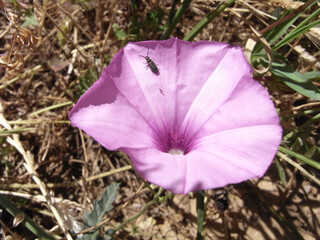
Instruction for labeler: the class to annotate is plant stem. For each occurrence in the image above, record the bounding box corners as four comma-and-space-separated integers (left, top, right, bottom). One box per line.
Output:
184, 0, 235, 41
196, 190, 206, 240
29, 101, 73, 116
113, 188, 172, 234
160, 0, 192, 40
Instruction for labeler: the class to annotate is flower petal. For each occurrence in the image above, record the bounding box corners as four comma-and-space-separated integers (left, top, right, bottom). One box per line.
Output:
69, 38, 283, 194
69, 69, 158, 150
70, 38, 236, 151
125, 148, 187, 194
126, 124, 281, 194
197, 74, 281, 136
183, 125, 282, 193
109, 39, 232, 138
129, 39, 231, 131
181, 45, 253, 139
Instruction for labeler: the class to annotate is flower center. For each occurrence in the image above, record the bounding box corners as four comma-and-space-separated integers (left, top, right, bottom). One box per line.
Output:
163, 125, 186, 155
168, 149, 183, 155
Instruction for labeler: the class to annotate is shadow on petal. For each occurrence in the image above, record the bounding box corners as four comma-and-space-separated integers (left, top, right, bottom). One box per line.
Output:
69, 69, 119, 116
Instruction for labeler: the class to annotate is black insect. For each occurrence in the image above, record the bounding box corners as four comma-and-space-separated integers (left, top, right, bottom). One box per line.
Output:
140, 50, 159, 74
213, 189, 229, 211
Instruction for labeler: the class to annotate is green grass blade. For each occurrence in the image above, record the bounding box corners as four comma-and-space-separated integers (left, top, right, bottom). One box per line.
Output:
264, 10, 297, 45
276, 3, 320, 49
196, 190, 205, 240
160, 0, 192, 40
253, 0, 317, 54
277, 151, 320, 186
184, 0, 235, 41
284, 112, 320, 141
301, 71, 320, 82
29, 101, 73, 117
0, 127, 37, 136
253, 10, 298, 55
278, 146, 320, 170
167, 0, 180, 26
274, 17, 320, 50
268, 56, 320, 100
292, 2, 320, 29
276, 158, 287, 185
0, 194, 55, 240
282, 107, 320, 120
271, 68, 320, 101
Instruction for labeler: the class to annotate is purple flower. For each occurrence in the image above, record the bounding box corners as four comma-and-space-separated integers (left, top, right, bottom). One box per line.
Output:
69, 38, 282, 194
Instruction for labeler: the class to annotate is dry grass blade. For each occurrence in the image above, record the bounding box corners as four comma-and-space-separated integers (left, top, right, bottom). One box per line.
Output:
270, 0, 304, 10
245, 26, 273, 75
277, 151, 320, 186
12, 213, 25, 228
0, 2, 40, 72
0, 52, 24, 71
294, 45, 320, 70
33, 0, 89, 61
14, 27, 40, 51
229, 8, 272, 74
305, 25, 320, 49
0, 104, 73, 240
